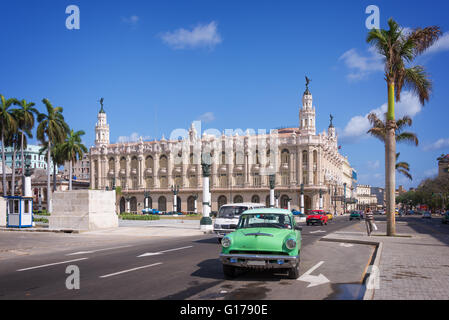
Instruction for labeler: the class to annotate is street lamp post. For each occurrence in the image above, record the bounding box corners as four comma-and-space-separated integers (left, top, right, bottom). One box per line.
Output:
274, 191, 280, 208
269, 174, 275, 208
193, 193, 198, 214
334, 185, 337, 215
319, 189, 323, 210
23, 156, 32, 198
125, 194, 131, 213
343, 183, 347, 214
171, 185, 180, 212
300, 183, 305, 213
200, 153, 213, 231
144, 190, 150, 209
287, 197, 292, 211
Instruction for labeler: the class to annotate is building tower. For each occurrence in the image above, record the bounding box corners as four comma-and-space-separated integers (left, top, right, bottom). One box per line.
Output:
95, 98, 110, 146
299, 79, 316, 136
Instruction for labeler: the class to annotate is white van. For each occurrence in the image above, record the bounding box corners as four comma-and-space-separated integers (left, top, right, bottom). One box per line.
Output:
213, 203, 265, 242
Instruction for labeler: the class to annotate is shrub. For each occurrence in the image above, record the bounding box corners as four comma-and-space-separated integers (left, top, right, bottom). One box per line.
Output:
119, 213, 160, 221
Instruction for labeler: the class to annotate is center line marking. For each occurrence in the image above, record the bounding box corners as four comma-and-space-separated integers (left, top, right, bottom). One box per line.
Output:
17, 258, 88, 272
99, 262, 163, 278
138, 245, 193, 257
66, 245, 133, 256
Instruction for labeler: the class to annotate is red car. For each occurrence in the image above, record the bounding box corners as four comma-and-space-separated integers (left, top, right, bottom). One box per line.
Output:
306, 210, 328, 226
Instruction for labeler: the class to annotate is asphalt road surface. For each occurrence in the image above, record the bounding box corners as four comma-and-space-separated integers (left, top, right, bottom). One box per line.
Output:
0, 215, 375, 300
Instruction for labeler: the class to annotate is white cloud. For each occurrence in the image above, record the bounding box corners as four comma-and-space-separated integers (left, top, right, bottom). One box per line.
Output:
424, 32, 449, 55
340, 91, 422, 141
122, 15, 139, 26
116, 132, 151, 143
197, 112, 215, 123
423, 138, 449, 151
367, 160, 380, 170
160, 21, 222, 50
339, 47, 384, 81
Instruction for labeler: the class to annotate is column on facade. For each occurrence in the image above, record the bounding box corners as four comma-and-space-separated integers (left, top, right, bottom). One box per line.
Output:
317, 148, 322, 186
308, 147, 314, 185
90, 154, 95, 188
245, 152, 250, 186
114, 157, 119, 188
126, 156, 131, 190
138, 156, 144, 189
212, 151, 218, 188
153, 152, 159, 189
298, 148, 302, 186
291, 149, 297, 185
167, 153, 173, 188
182, 153, 188, 188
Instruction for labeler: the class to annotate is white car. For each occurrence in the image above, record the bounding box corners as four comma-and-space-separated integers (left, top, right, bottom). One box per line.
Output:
213, 203, 265, 243
422, 211, 432, 219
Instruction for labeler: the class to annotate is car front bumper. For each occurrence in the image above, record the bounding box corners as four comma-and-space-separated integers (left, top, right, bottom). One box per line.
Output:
214, 229, 236, 238
220, 253, 299, 269
307, 219, 324, 223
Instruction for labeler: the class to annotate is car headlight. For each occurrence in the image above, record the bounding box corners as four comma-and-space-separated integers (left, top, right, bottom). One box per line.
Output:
214, 224, 220, 229
286, 238, 296, 250
221, 237, 231, 248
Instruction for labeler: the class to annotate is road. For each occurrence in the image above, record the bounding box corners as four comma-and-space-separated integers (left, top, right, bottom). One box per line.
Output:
0, 215, 375, 300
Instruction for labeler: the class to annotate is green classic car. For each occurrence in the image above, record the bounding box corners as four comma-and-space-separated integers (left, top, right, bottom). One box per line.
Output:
442, 212, 449, 224
219, 208, 302, 279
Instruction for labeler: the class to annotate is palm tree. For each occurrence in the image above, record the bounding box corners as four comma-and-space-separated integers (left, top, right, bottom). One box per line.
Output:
4, 130, 29, 196
39, 142, 67, 192
37, 99, 69, 213
367, 113, 419, 146
13, 99, 39, 176
367, 19, 441, 236
0, 95, 18, 196
60, 129, 88, 190
396, 153, 412, 180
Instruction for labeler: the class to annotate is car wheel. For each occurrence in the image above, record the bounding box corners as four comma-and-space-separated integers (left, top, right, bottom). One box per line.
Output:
218, 238, 223, 244
320, 221, 324, 226
306, 222, 310, 226
223, 264, 237, 279
288, 261, 300, 279
350, 218, 352, 221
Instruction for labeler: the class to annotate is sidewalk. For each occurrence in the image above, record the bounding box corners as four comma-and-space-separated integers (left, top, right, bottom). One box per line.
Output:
323, 217, 449, 300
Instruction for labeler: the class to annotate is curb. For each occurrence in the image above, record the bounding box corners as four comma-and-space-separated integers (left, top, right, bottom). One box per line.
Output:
0, 227, 80, 234
320, 236, 383, 300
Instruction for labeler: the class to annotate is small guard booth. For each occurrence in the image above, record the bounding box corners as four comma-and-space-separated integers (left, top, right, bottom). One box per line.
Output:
6, 196, 33, 228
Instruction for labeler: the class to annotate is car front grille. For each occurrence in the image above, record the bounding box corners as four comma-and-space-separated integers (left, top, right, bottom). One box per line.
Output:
229, 250, 290, 256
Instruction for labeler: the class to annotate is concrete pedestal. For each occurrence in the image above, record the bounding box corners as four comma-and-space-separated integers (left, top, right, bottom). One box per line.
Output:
0, 197, 6, 227
49, 190, 118, 231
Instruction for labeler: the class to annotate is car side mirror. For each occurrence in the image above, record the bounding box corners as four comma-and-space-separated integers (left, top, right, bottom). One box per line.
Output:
295, 225, 302, 231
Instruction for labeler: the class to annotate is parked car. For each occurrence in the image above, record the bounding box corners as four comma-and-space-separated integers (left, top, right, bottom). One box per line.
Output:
350, 211, 362, 221
422, 211, 432, 219
291, 210, 302, 216
306, 210, 328, 226
219, 208, 302, 279
142, 208, 160, 215
325, 212, 334, 221
214, 203, 265, 242
442, 212, 449, 224
294, 212, 307, 223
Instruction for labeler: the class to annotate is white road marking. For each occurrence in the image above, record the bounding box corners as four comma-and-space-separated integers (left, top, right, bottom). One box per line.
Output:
298, 261, 330, 288
339, 243, 354, 247
138, 245, 193, 258
309, 230, 326, 234
66, 245, 133, 256
99, 262, 163, 278
17, 258, 88, 272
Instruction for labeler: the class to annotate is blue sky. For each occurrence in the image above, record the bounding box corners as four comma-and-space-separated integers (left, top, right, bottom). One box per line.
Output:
1, 0, 449, 190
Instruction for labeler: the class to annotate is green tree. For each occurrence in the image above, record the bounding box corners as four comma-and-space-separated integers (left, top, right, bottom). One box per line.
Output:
37, 99, 69, 212
0, 95, 18, 196
13, 99, 39, 175
60, 129, 88, 190
367, 19, 441, 235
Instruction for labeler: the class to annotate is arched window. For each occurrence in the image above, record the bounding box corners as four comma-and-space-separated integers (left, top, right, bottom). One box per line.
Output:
220, 151, 226, 165
218, 196, 227, 209
130, 196, 137, 212
158, 196, 167, 212
145, 155, 153, 169
281, 195, 290, 209
233, 195, 243, 203
159, 155, 168, 168
281, 149, 290, 165
251, 195, 260, 203
187, 196, 196, 212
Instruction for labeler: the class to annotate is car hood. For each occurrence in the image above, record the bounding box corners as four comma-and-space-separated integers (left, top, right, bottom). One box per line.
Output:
307, 214, 324, 219
227, 228, 296, 253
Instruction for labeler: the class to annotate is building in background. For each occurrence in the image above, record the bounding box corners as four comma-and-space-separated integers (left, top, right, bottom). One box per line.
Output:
438, 154, 449, 177
90, 83, 357, 214
63, 154, 90, 181
371, 187, 385, 209
0, 145, 57, 173
356, 184, 378, 210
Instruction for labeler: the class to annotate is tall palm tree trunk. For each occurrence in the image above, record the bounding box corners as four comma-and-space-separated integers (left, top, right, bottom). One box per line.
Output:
11, 147, 16, 196
53, 162, 57, 192
69, 159, 73, 190
386, 83, 397, 236
21, 133, 24, 177
2, 132, 6, 197
47, 141, 52, 213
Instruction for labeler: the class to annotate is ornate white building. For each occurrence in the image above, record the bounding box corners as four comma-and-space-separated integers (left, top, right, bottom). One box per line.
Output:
90, 84, 356, 214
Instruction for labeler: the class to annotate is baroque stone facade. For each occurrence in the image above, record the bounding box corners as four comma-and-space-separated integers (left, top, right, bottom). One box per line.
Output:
90, 85, 356, 214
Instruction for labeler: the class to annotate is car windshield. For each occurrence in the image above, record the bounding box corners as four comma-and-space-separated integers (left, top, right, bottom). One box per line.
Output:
308, 211, 324, 215
237, 214, 293, 229
218, 206, 249, 219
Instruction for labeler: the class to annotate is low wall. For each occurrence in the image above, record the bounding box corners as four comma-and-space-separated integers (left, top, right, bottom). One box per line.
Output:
50, 190, 118, 231
0, 197, 6, 227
